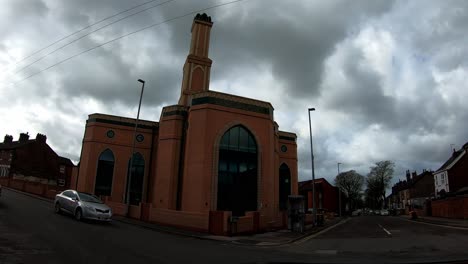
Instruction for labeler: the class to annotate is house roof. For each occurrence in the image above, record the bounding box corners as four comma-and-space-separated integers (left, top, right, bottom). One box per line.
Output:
391, 170, 433, 193
435, 143, 467, 173
298, 178, 332, 191
1, 137, 75, 167
0, 139, 36, 150
59, 156, 74, 166
411, 170, 433, 185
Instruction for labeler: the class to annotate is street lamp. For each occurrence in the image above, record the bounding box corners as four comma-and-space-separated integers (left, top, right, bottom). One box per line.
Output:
126, 79, 145, 214
308, 107, 316, 225
337, 162, 342, 217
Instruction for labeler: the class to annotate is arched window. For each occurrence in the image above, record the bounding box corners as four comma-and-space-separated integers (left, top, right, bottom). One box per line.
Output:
279, 163, 291, 210
126, 153, 145, 205
95, 149, 115, 196
217, 125, 257, 216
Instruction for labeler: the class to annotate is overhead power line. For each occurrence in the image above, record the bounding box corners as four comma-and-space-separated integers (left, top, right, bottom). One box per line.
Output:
8, 0, 162, 68
8, 0, 247, 87
10, 0, 175, 76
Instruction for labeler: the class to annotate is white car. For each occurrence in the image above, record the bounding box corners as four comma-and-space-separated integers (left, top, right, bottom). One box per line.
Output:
352, 209, 362, 216
54, 190, 112, 222
380, 209, 390, 216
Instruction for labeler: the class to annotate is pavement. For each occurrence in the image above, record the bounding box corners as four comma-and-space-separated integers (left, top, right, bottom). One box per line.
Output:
400, 214, 468, 229
115, 214, 345, 246
2, 187, 468, 263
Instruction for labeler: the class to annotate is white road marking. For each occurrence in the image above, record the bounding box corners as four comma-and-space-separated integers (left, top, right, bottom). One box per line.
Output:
294, 218, 350, 244
378, 224, 392, 236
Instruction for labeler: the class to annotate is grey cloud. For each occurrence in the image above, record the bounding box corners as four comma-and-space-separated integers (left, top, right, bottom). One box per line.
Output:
1, 0, 467, 189
163, 0, 396, 98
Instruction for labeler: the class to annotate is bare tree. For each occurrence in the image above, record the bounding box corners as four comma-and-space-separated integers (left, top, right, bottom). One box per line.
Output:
335, 170, 365, 210
365, 160, 395, 209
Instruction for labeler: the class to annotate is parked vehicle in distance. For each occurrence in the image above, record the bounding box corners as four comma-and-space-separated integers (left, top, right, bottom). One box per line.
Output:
374, 210, 381, 215
368, 209, 374, 215
380, 209, 390, 216
352, 209, 362, 216
54, 190, 112, 222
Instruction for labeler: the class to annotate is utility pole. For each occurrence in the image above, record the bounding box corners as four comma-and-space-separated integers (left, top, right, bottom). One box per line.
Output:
126, 79, 145, 216
308, 108, 316, 225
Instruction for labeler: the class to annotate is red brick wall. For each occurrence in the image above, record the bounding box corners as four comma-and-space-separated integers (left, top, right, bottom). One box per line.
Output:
9, 179, 25, 191
150, 208, 209, 232
24, 182, 45, 196
0, 177, 9, 186
432, 196, 468, 219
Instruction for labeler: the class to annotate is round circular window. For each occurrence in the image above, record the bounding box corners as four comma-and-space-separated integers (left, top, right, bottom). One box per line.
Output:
136, 134, 144, 142
281, 145, 287, 153
106, 130, 115, 138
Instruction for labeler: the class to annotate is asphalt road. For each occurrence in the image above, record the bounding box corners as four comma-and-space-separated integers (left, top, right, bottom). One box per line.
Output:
1, 188, 468, 264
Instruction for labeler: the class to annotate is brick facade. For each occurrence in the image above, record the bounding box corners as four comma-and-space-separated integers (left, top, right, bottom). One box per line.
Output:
75, 13, 298, 235
299, 178, 340, 214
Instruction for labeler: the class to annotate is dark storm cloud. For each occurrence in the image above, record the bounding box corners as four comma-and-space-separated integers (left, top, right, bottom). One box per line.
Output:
163, 0, 396, 98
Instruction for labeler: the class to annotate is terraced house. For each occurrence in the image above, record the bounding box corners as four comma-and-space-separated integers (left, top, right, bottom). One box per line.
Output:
74, 13, 298, 235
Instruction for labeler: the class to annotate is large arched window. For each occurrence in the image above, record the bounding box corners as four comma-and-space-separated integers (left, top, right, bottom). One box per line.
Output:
279, 163, 291, 210
217, 125, 257, 216
95, 149, 115, 196
126, 153, 145, 205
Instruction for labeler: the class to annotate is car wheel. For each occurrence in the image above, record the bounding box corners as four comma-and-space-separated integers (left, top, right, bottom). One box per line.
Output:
54, 203, 61, 214
75, 208, 82, 221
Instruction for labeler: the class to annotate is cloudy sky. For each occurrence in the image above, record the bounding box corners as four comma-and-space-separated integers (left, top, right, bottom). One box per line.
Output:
1, 0, 467, 188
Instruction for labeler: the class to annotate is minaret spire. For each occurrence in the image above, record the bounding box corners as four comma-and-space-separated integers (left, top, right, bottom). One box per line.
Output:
178, 13, 214, 106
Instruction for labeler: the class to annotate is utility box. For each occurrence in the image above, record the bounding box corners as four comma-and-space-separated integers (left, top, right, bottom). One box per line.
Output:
287, 195, 305, 233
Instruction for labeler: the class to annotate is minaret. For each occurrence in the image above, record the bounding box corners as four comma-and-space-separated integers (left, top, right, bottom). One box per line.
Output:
178, 13, 213, 106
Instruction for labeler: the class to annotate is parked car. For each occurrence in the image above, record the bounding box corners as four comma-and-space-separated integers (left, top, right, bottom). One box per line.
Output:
380, 209, 390, 216
54, 190, 112, 222
352, 209, 362, 216
374, 210, 381, 215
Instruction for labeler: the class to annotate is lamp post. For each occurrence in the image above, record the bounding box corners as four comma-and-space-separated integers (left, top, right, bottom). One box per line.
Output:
126, 79, 145, 213
337, 162, 342, 217
308, 108, 316, 225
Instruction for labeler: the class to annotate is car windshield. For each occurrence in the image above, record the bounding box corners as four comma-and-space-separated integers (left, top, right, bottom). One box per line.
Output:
78, 192, 103, 204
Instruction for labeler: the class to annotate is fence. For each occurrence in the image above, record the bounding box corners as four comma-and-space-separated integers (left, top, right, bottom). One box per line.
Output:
431, 196, 468, 219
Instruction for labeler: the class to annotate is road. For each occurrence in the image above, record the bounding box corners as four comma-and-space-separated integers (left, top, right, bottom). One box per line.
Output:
1, 188, 468, 264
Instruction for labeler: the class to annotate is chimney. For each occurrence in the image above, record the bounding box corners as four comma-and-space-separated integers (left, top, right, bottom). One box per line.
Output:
36, 133, 47, 143
406, 170, 411, 182
412, 171, 417, 179
178, 13, 214, 105
3, 134, 13, 143
19, 132, 30, 142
